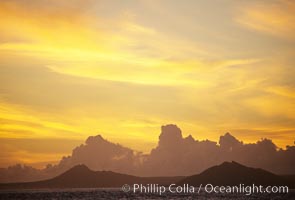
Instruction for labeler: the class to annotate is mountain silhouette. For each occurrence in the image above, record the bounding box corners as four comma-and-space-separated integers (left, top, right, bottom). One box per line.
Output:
1, 162, 294, 190
179, 161, 294, 187
0, 164, 183, 189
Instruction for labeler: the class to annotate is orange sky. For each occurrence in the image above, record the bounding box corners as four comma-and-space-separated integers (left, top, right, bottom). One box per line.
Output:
0, 0, 294, 168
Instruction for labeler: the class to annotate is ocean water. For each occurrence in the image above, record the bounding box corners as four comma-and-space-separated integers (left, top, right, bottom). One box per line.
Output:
0, 188, 294, 200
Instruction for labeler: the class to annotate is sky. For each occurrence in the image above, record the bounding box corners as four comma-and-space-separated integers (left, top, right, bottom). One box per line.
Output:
0, 0, 294, 168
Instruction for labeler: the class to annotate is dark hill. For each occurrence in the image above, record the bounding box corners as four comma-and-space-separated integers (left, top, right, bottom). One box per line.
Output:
1, 162, 294, 189
0, 164, 183, 189
179, 161, 294, 187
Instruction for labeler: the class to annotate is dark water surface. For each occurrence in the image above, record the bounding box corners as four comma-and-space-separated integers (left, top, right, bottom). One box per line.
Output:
0, 188, 294, 200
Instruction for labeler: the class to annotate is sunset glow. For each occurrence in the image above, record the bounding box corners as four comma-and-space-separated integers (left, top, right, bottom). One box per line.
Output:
0, 0, 294, 168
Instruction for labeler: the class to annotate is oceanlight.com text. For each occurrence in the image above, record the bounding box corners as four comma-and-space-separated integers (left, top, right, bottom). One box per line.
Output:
121, 183, 289, 196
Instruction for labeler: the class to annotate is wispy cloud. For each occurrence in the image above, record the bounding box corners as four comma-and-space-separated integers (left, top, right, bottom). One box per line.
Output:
235, 0, 295, 39
0, 0, 294, 167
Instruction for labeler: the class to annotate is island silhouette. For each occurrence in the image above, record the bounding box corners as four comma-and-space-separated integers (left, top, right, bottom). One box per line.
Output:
0, 161, 294, 189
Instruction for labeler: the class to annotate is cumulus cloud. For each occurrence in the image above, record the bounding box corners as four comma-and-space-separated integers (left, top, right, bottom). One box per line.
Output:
0, 124, 294, 182
144, 125, 295, 176
57, 135, 143, 175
